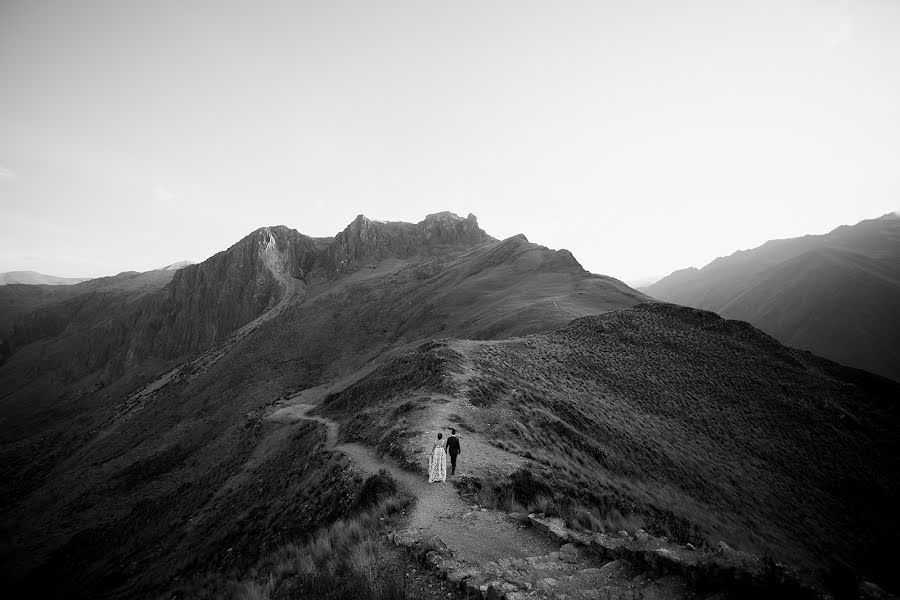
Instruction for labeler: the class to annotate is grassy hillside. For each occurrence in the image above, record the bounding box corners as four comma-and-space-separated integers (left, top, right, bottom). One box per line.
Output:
321, 303, 900, 592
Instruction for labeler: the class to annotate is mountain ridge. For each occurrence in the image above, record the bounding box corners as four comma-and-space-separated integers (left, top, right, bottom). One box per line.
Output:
0, 271, 92, 286
643, 214, 900, 381
0, 213, 499, 383
2, 211, 895, 599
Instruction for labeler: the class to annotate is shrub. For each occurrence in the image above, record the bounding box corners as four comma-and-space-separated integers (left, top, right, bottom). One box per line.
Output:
350, 538, 379, 577
572, 507, 604, 532
482, 467, 555, 512
239, 575, 273, 600
354, 469, 398, 510
309, 532, 333, 564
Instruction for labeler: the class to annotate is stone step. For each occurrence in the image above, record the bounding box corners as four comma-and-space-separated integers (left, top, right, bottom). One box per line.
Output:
389, 527, 695, 600
464, 553, 695, 600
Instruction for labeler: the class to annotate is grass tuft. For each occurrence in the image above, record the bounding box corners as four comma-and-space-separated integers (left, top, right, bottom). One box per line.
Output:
233, 470, 412, 600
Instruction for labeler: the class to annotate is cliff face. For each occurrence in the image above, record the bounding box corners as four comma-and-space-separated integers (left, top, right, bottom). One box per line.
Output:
148, 226, 315, 360
328, 212, 490, 272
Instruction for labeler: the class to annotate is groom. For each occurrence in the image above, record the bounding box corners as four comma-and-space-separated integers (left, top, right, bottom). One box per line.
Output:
445, 428, 461, 475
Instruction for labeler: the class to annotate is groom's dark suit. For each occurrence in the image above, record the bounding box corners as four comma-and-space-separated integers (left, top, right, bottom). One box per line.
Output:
446, 435, 461, 475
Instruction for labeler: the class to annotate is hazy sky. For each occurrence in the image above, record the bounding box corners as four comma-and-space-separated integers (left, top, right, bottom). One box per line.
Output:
1, 0, 898, 283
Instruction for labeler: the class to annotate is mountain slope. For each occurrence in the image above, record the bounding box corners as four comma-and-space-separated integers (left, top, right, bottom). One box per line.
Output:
0, 212, 648, 598
643, 213, 900, 381
320, 303, 900, 591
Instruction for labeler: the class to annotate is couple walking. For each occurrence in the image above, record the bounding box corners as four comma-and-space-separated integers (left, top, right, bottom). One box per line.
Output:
428, 428, 461, 483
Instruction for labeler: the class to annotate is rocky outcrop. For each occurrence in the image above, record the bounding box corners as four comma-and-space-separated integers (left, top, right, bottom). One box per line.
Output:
328, 212, 491, 273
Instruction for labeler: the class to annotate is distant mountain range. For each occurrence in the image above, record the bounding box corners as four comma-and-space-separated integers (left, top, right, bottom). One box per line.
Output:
0, 271, 91, 286
643, 213, 900, 382
0, 261, 193, 288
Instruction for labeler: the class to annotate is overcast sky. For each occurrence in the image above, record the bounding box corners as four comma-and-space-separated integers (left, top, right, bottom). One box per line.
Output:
1, 0, 898, 283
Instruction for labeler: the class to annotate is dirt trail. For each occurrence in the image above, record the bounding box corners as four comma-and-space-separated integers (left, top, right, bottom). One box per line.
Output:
269, 347, 689, 599
411, 339, 527, 481
552, 296, 582, 318
272, 402, 555, 565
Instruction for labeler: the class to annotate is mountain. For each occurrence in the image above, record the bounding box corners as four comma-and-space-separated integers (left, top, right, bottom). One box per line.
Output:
623, 274, 665, 288
643, 213, 900, 381
0, 271, 91, 286
0, 212, 650, 598
159, 260, 195, 270
1, 211, 895, 598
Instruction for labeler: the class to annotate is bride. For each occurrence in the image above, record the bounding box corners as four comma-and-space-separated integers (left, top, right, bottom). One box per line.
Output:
428, 432, 447, 483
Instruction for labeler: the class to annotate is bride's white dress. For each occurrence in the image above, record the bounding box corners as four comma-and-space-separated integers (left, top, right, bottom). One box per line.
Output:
428, 443, 446, 483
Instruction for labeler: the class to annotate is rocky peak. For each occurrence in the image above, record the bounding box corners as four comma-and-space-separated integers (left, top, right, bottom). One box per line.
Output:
419, 212, 486, 243
211, 214, 492, 280
329, 212, 492, 273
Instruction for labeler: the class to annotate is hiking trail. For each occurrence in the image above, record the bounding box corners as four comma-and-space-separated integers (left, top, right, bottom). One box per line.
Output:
273, 402, 554, 564
270, 342, 691, 599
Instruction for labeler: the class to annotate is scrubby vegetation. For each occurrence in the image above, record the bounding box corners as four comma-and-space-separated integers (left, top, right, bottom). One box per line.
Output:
172, 470, 413, 600
467, 304, 900, 592
455, 467, 703, 547
319, 303, 899, 595
236, 470, 411, 600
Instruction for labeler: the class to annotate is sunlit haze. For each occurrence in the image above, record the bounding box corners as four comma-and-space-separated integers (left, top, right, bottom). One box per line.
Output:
1, 0, 898, 284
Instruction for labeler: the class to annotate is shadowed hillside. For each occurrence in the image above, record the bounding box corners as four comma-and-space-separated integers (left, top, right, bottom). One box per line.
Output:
320, 304, 900, 593
0, 212, 648, 599
644, 213, 900, 381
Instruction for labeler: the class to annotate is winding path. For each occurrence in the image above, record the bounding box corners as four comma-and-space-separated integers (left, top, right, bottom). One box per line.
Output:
552, 296, 582, 319
268, 349, 690, 599
271, 402, 555, 565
